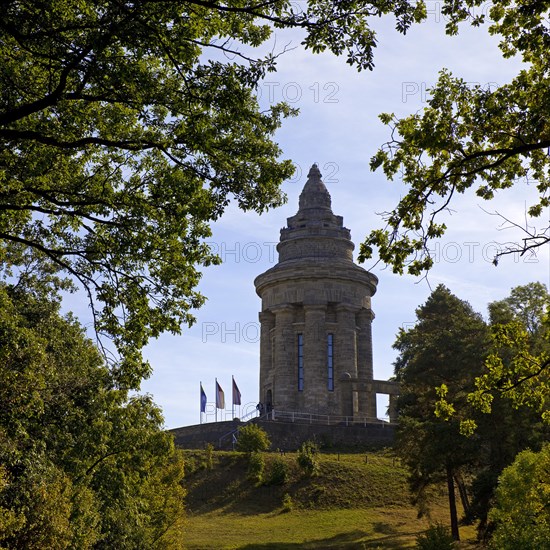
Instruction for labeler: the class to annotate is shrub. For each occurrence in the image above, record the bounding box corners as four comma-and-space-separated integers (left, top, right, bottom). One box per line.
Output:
415, 523, 455, 550
247, 451, 265, 484
296, 440, 319, 477
236, 424, 270, 454
267, 457, 289, 485
281, 493, 293, 513
204, 443, 214, 470
489, 444, 550, 549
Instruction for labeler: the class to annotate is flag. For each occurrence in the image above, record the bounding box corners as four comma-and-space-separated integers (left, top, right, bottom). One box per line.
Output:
200, 383, 207, 413
215, 380, 225, 409
232, 377, 241, 406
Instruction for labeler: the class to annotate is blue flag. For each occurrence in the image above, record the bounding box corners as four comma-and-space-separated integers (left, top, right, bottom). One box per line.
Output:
200, 384, 207, 413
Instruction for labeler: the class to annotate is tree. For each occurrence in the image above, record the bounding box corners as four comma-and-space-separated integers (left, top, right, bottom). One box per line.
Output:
421, 283, 550, 539
360, 1, 550, 274
478, 283, 550, 424
437, 283, 550, 433
0, 282, 185, 549
489, 444, 550, 550
464, 392, 547, 539
0, 0, 426, 387
488, 282, 550, 347
393, 285, 490, 541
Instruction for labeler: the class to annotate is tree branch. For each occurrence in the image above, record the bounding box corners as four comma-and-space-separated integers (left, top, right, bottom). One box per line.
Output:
0, 128, 159, 151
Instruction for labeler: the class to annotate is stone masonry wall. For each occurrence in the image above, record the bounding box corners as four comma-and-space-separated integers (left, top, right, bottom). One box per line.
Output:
169, 419, 395, 451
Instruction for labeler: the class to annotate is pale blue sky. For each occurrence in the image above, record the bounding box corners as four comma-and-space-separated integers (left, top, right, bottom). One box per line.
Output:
133, 5, 549, 428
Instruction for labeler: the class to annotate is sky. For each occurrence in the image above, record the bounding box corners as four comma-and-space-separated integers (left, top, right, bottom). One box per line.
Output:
130, 3, 550, 428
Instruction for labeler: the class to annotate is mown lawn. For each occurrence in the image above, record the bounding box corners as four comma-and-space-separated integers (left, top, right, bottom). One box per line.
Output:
183, 506, 481, 549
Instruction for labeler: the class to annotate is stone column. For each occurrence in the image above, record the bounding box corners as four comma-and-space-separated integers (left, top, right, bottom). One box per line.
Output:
339, 374, 354, 417
335, 305, 358, 415
356, 308, 374, 380
303, 304, 326, 413
272, 305, 295, 411
258, 310, 275, 404
357, 308, 377, 419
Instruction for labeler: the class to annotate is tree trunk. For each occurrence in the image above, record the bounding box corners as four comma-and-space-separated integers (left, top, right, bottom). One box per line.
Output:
454, 471, 471, 520
446, 464, 460, 541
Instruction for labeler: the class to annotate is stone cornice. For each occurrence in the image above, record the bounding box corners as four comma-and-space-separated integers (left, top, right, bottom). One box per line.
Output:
269, 304, 295, 316
254, 261, 378, 297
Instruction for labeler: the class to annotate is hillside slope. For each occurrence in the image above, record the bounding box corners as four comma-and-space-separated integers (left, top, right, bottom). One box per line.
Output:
185, 450, 409, 514
181, 450, 480, 549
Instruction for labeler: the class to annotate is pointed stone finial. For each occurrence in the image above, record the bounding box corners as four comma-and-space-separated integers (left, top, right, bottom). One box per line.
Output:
299, 163, 332, 211
308, 163, 322, 179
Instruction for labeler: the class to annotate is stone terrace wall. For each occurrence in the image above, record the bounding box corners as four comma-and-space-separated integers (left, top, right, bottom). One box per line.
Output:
169, 419, 394, 451
169, 420, 243, 450
256, 419, 394, 450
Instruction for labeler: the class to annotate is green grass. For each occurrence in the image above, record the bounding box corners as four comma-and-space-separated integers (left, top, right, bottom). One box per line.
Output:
181, 450, 482, 549
183, 507, 436, 549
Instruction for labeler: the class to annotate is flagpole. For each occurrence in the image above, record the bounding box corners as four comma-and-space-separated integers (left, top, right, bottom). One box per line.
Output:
232, 375, 235, 420
200, 381, 202, 425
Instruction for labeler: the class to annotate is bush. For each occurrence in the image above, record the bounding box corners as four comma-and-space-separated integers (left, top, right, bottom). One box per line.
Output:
296, 441, 319, 477
204, 443, 214, 470
281, 493, 293, 513
489, 444, 550, 549
236, 424, 270, 454
247, 451, 265, 484
267, 457, 289, 485
415, 523, 455, 550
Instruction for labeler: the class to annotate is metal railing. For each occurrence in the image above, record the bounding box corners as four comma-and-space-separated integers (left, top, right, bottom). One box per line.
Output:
217, 410, 395, 448
239, 408, 260, 422
263, 409, 394, 426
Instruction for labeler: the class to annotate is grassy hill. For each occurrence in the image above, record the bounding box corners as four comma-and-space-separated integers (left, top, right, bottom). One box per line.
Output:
181, 449, 481, 549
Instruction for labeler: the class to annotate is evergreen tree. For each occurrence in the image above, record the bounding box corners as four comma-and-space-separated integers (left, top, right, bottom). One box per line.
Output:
399, 283, 549, 542
394, 285, 490, 541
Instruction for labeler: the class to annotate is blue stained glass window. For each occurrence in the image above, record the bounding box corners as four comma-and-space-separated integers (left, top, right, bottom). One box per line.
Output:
328, 333, 334, 391
298, 334, 304, 391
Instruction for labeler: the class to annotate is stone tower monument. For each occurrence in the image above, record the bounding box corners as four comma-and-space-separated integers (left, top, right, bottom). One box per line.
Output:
254, 164, 380, 420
